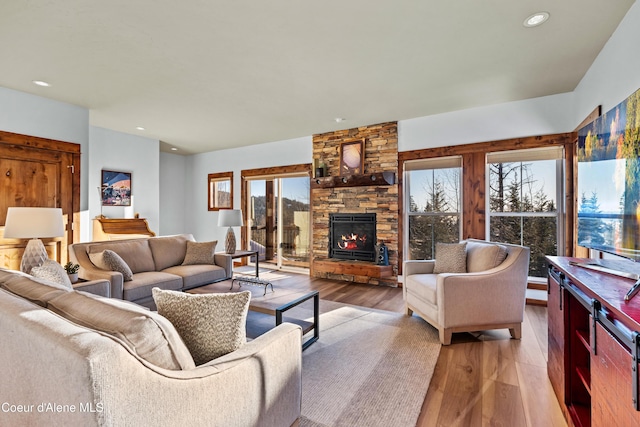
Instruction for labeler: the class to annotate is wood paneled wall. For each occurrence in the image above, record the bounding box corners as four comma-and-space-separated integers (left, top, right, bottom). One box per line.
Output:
398, 132, 576, 273
0, 130, 81, 268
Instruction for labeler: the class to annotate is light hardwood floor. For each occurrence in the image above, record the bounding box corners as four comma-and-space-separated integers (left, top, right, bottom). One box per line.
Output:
250, 270, 567, 427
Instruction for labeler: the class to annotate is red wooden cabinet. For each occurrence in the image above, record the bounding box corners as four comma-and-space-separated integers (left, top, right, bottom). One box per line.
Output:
547, 257, 640, 427
547, 270, 566, 407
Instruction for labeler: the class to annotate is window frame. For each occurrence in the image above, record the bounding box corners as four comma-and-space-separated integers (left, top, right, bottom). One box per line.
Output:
207, 171, 233, 211
485, 147, 565, 278
404, 156, 463, 260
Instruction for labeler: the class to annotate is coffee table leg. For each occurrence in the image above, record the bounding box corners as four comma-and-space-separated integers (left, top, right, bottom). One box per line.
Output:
275, 291, 319, 350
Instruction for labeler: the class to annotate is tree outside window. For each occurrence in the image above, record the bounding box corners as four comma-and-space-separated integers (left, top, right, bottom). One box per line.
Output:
407, 161, 461, 260
488, 152, 563, 278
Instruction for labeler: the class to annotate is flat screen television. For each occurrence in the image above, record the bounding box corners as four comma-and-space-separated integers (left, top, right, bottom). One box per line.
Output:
577, 88, 640, 261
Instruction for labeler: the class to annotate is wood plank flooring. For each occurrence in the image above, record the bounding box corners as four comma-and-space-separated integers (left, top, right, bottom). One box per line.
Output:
235, 270, 567, 427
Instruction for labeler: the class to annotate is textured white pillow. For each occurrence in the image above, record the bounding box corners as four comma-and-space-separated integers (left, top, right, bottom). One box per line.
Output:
181, 240, 218, 265
433, 242, 468, 274
152, 288, 250, 365
30, 259, 73, 289
89, 250, 134, 281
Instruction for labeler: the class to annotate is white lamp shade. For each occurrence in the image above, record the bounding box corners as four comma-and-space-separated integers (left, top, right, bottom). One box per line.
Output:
3, 207, 65, 239
217, 209, 243, 227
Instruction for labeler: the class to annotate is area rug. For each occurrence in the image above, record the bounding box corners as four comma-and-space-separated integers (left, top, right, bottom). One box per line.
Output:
298, 301, 441, 427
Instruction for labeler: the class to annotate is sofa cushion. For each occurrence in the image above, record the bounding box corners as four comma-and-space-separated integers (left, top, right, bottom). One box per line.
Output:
30, 260, 73, 289
466, 241, 508, 273
47, 291, 196, 370
89, 250, 134, 281
123, 271, 183, 302
86, 239, 156, 273
149, 235, 193, 271
163, 264, 227, 290
0, 268, 71, 307
433, 242, 467, 274
152, 288, 250, 365
182, 240, 218, 265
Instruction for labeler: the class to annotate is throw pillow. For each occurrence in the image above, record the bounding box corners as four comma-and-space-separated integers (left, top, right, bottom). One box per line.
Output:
30, 259, 73, 289
89, 250, 134, 281
181, 240, 218, 265
433, 242, 468, 274
47, 291, 195, 370
152, 288, 250, 365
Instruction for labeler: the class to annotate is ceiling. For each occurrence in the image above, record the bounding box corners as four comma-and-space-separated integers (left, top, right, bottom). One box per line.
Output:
0, 1, 634, 155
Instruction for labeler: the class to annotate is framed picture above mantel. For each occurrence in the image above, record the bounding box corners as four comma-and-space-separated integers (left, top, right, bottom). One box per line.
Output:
339, 140, 365, 175
101, 170, 132, 206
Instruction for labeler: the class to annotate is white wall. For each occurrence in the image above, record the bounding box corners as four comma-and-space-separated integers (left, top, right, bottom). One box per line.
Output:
398, 92, 575, 152
184, 136, 312, 245
0, 86, 90, 210
89, 126, 160, 236
573, 1, 640, 126
159, 152, 187, 235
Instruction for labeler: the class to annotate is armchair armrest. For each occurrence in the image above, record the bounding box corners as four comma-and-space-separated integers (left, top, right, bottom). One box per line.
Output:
403, 260, 435, 276
437, 248, 530, 328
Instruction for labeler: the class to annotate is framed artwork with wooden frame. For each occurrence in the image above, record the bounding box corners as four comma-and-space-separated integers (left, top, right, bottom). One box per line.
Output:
339, 139, 365, 175
101, 170, 132, 206
208, 171, 233, 211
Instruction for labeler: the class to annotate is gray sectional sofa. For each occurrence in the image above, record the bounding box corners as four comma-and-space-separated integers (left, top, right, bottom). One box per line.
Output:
69, 234, 231, 308
0, 268, 302, 427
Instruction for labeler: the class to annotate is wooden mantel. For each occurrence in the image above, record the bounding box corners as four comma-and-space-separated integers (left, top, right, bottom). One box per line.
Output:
310, 171, 395, 189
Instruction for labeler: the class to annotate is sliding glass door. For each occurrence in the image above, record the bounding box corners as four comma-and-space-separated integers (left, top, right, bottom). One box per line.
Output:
246, 174, 310, 270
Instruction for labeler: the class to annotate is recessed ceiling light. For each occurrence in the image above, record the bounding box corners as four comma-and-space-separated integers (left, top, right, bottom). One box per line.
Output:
32, 80, 51, 87
335, 118, 345, 123
136, 126, 145, 131
171, 147, 178, 151
524, 12, 550, 27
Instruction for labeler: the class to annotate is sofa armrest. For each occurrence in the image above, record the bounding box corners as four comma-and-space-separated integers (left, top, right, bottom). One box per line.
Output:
214, 253, 233, 278
72, 279, 111, 297
97, 322, 303, 426
403, 260, 435, 276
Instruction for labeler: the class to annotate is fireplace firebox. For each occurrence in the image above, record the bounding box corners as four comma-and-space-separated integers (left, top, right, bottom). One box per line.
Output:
329, 213, 376, 262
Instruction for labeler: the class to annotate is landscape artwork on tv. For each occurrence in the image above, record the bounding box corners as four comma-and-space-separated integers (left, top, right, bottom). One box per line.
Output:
101, 170, 132, 206
577, 88, 640, 260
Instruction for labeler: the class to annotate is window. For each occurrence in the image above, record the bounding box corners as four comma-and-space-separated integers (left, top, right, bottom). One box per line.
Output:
487, 147, 564, 278
208, 172, 233, 211
405, 157, 462, 260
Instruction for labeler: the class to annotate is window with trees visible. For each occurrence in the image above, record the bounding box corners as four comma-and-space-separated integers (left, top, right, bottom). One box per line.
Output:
487, 148, 564, 278
406, 157, 462, 260
208, 172, 233, 211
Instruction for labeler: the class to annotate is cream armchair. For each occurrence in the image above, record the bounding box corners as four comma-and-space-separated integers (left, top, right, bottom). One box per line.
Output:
403, 239, 530, 345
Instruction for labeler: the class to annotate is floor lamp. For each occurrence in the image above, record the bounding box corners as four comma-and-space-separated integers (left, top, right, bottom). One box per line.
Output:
3, 207, 65, 274
218, 209, 243, 254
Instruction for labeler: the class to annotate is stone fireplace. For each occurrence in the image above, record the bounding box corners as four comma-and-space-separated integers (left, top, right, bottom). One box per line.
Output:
310, 122, 398, 286
329, 213, 377, 262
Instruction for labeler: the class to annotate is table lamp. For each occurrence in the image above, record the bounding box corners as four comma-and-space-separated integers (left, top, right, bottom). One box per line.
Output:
218, 209, 243, 254
3, 207, 65, 274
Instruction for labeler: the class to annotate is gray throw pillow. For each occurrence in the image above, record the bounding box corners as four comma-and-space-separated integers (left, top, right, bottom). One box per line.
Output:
433, 242, 468, 274
89, 250, 134, 281
152, 288, 250, 365
30, 259, 73, 289
181, 240, 218, 265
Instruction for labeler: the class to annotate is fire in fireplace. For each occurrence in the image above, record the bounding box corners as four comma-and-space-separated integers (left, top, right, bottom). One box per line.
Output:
329, 213, 376, 262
